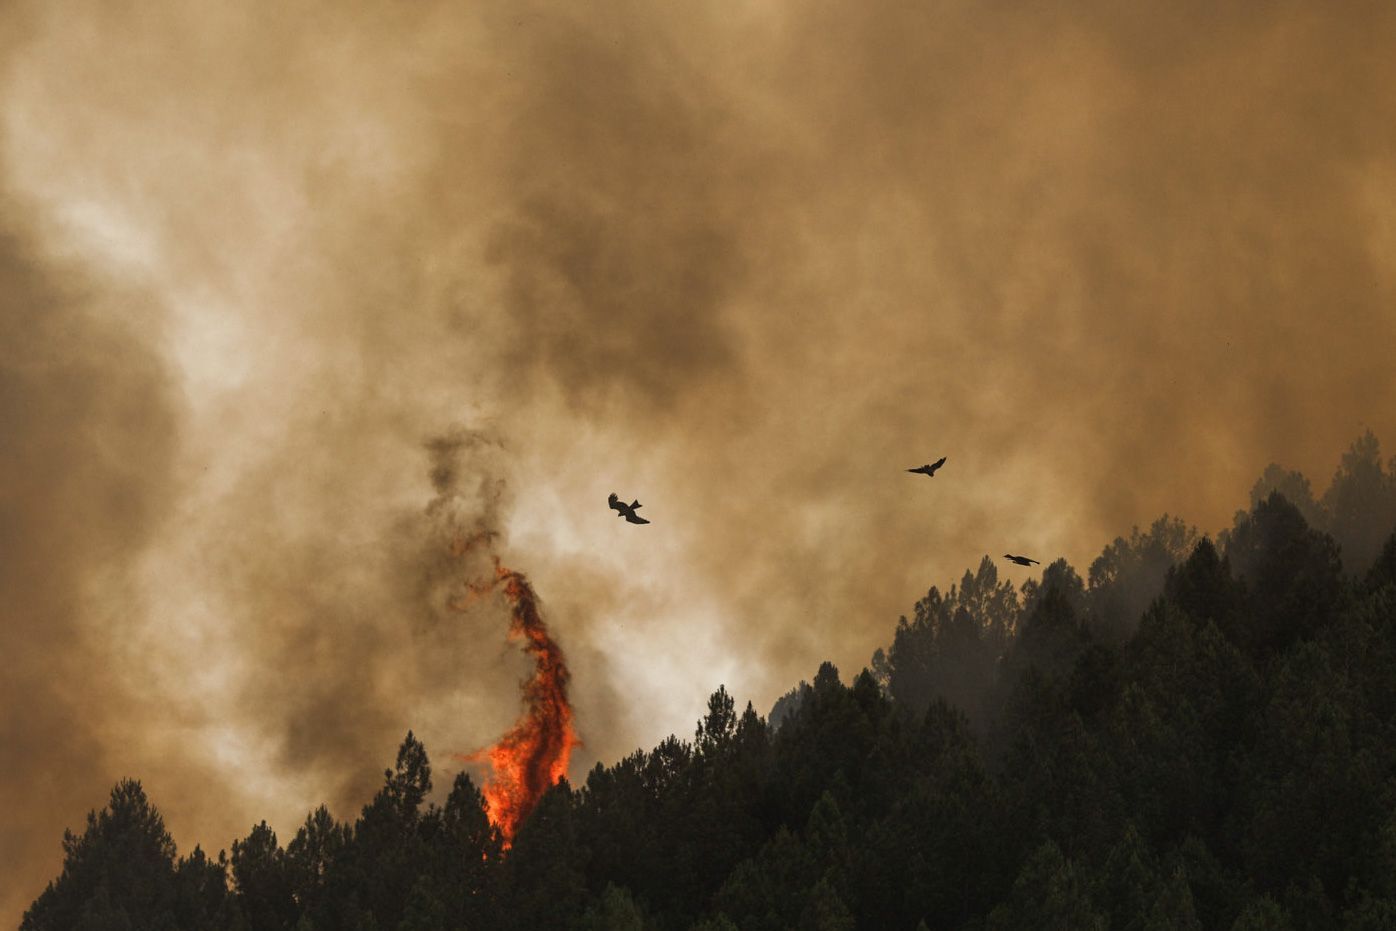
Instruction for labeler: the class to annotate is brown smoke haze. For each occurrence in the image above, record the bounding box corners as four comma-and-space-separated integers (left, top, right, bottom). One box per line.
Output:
4, 0, 1396, 920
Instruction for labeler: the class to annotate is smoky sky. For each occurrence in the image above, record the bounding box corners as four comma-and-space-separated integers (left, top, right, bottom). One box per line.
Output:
0, 214, 180, 920
4, 0, 1396, 922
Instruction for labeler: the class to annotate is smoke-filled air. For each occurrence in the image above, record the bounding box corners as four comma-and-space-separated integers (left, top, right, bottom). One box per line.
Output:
4, 2, 1396, 928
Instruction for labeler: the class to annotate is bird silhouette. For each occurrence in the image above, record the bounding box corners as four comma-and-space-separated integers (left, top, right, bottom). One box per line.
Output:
907, 456, 947, 477
608, 493, 650, 525
1002, 553, 1040, 567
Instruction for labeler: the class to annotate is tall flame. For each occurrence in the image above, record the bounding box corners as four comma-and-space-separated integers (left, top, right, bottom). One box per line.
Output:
452, 534, 577, 843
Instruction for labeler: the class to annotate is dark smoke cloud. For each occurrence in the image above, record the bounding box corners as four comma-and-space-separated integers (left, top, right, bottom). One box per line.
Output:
5, 1, 1396, 924
0, 217, 179, 924
447, 4, 763, 417
211, 428, 560, 815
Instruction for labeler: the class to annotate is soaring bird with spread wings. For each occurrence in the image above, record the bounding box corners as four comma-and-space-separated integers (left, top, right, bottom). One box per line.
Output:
1003, 553, 1040, 567
907, 456, 947, 477
608, 493, 649, 524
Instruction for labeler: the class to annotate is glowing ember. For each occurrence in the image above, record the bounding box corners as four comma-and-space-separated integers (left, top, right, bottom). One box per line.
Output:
452, 536, 577, 843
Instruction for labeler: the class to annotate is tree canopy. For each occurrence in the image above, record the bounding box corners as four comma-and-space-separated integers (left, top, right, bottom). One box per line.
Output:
24, 434, 1396, 930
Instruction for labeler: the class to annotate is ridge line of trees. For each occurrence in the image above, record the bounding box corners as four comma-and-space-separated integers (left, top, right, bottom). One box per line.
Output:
23, 433, 1396, 930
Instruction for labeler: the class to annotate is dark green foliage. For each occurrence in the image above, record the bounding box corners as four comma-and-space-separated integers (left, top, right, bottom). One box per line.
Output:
1007, 559, 1092, 683
1164, 536, 1243, 630
1093, 826, 1203, 931
1322, 432, 1396, 577
22, 779, 236, 931
768, 679, 812, 730
1342, 892, 1396, 930
1068, 642, 1121, 719
998, 670, 1123, 857
23, 780, 178, 931
27, 434, 1396, 929
855, 704, 1010, 929
432, 771, 503, 924
1250, 433, 1396, 577
340, 730, 440, 928
1251, 463, 1325, 528
710, 826, 810, 930
884, 556, 1015, 727
1231, 894, 1293, 930
1224, 492, 1343, 653
1107, 603, 1257, 846
1368, 531, 1396, 592
232, 822, 296, 930
284, 805, 348, 922
504, 781, 587, 930
1239, 641, 1390, 907
985, 840, 1106, 931
578, 883, 647, 931
1148, 866, 1203, 930
1169, 834, 1246, 929
709, 791, 858, 931
1088, 515, 1198, 643
395, 878, 446, 931
174, 846, 239, 929
211, 733, 504, 930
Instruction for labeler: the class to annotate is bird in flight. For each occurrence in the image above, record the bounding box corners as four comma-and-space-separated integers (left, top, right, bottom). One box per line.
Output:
608, 493, 650, 525
907, 456, 947, 477
1003, 553, 1040, 567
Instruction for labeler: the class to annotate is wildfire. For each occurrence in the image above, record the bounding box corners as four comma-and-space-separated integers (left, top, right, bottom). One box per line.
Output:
452, 534, 577, 844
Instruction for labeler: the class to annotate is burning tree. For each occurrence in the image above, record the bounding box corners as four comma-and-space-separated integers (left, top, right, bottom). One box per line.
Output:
460, 559, 577, 842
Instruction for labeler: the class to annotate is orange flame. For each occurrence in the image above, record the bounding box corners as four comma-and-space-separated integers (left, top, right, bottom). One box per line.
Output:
451, 534, 577, 844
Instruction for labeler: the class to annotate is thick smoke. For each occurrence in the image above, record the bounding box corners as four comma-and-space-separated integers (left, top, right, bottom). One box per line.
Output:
0, 218, 179, 924
5, 1, 1396, 923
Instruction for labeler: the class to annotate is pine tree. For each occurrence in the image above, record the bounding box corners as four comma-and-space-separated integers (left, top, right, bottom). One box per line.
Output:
22, 780, 181, 931
985, 841, 1106, 931
231, 821, 296, 930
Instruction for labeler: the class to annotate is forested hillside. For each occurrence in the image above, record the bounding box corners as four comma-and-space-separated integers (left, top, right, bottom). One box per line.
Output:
23, 435, 1396, 930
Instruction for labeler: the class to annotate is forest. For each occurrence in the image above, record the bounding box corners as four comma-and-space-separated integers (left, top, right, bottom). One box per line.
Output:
21, 432, 1396, 930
